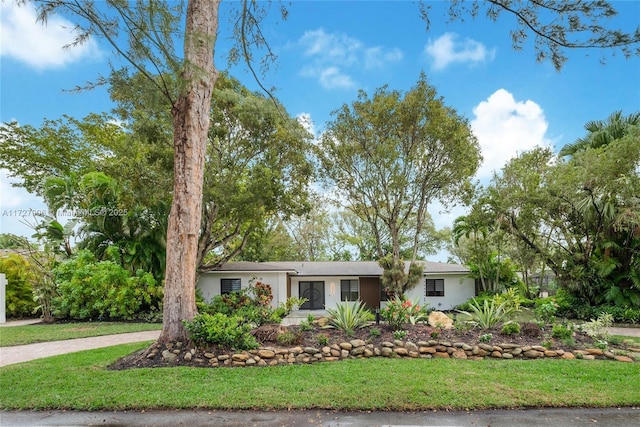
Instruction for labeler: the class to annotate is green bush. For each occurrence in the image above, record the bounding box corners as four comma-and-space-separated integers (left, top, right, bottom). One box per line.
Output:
202, 284, 276, 326
52, 249, 162, 320
183, 312, 258, 350
501, 322, 521, 335
534, 299, 558, 324
0, 253, 37, 317
327, 300, 373, 335
551, 324, 573, 340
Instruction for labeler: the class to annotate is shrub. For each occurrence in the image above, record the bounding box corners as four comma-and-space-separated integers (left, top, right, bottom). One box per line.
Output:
326, 300, 373, 335
277, 330, 303, 346
393, 330, 408, 340
369, 327, 381, 338
534, 299, 558, 324
316, 333, 329, 346
457, 297, 514, 329
551, 324, 573, 340
580, 312, 613, 341
183, 312, 258, 350
0, 253, 38, 317
479, 333, 493, 343
52, 249, 161, 320
501, 322, 521, 335
202, 281, 277, 326
381, 296, 428, 330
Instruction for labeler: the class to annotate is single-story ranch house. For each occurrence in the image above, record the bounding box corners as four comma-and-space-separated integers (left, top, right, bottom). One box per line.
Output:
197, 261, 476, 311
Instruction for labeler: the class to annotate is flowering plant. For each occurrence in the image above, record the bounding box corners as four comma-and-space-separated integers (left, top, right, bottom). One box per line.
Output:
381, 295, 428, 330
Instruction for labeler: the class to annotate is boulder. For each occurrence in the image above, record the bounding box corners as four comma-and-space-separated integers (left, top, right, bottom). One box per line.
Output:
428, 311, 454, 329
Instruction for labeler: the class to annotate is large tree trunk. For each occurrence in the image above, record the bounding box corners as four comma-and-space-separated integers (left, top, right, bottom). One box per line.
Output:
159, 0, 220, 344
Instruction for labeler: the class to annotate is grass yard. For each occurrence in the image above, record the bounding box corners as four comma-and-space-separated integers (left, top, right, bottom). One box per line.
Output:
1, 342, 639, 411
0, 322, 162, 346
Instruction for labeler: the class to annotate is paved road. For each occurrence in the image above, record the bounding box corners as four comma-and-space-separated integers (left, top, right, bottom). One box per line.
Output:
1, 407, 639, 426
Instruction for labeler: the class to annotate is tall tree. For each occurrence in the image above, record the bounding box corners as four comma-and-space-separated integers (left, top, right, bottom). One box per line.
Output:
559, 111, 640, 157
318, 74, 481, 294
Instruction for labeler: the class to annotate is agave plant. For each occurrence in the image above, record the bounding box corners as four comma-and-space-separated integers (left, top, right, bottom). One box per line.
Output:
457, 297, 513, 329
326, 300, 373, 335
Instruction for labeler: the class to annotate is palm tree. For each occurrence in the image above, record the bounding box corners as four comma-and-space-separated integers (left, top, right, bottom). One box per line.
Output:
559, 111, 640, 158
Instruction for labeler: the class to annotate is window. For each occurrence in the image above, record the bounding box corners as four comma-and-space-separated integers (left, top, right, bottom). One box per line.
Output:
426, 279, 444, 297
221, 278, 241, 294
340, 279, 359, 301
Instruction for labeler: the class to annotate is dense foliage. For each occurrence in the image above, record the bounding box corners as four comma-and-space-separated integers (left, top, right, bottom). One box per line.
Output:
0, 253, 38, 317
52, 249, 162, 320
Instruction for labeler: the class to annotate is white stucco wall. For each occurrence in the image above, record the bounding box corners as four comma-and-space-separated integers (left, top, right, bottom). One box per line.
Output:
404, 274, 475, 311
197, 272, 289, 308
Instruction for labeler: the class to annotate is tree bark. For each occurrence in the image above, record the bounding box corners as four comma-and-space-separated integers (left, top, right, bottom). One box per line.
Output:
159, 0, 220, 344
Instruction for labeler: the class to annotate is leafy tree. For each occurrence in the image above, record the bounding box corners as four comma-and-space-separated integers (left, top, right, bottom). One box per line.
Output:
0, 253, 38, 317
318, 74, 480, 294
22, 0, 640, 343
481, 122, 640, 306
559, 111, 640, 157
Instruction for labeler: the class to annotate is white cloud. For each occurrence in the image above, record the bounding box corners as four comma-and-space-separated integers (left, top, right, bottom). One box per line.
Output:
296, 28, 402, 90
425, 32, 495, 70
0, 2, 102, 70
471, 89, 551, 179
0, 169, 47, 240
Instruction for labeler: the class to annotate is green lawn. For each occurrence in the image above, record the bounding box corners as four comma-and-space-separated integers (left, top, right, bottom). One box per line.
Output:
1, 342, 639, 410
0, 322, 162, 346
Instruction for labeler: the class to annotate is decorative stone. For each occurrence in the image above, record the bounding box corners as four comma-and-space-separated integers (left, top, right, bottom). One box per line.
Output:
544, 350, 558, 357
162, 350, 177, 362
364, 349, 374, 357
510, 347, 522, 356
461, 344, 473, 351
330, 349, 341, 357
614, 355, 634, 363
434, 352, 450, 358
351, 346, 365, 356
304, 347, 320, 354
246, 358, 257, 365
604, 351, 615, 359
322, 346, 331, 355
490, 351, 502, 358
184, 352, 192, 362
258, 359, 267, 366
502, 353, 513, 359
452, 350, 467, 359
350, 339, 366, 348
408, 351, 419, 358
523, 350, 543, 358
419, 346, 436, 354
393, 340, 405, 347
562, 352, 576, 360
381, 347, 394, 357
232, 353, 249, 362
428, 311, 454, 329
258, 349, 275, 359
405, 342, 418, 352
586, 348, 604, 356
394, 347, 409, 356
341, 350, 350, 358
382, 341, 395, 347
339, 342, 353, 351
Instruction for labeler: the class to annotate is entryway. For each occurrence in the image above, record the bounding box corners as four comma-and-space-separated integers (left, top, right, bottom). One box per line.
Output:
299, 281, 325, 310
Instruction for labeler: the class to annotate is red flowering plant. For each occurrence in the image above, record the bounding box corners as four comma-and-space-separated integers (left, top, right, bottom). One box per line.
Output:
381, 295, 428, 331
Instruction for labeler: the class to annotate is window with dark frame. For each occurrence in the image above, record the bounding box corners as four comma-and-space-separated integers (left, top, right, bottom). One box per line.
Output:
426, 279, 444, 296
221, 278, 241, 294
340, 279, 359, 301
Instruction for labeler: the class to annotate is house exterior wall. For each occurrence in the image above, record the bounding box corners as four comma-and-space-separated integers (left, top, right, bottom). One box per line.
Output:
197, 272, 289, 308
404, 274, 475, 311
198, 271, 475, 311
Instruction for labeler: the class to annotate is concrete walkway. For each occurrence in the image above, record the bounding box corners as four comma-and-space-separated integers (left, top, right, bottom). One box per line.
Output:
0, 329, 159, 367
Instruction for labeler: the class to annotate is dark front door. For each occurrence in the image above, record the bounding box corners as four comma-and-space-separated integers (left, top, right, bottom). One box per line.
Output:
299, 281, 325, 310
359, 276, 381, 309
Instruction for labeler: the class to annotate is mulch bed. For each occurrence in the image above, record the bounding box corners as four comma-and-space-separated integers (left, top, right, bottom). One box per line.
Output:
108, 321, 605, 370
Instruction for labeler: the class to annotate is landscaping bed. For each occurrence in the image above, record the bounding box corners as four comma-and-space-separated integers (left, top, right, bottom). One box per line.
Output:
108, 320, 640, 370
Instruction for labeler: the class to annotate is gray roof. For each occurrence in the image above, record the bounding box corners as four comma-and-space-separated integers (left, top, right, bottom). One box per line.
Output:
211, 260, 468, 276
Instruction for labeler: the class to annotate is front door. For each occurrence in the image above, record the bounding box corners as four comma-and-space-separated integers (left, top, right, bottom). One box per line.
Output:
299, 281, 325, 310
359, 276, 381, 309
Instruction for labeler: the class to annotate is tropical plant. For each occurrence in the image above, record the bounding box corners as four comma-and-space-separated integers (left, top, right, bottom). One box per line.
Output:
183, 312, 258, 350
457, 297, 515, 330
381, 295, 428, 331
501, 322, 521, 335
326, 300, 373, 335
579, 312, 614, 341
0, 253, 38, 317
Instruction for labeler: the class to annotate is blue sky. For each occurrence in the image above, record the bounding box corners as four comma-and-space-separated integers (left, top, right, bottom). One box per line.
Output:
1, 1, 639, 259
